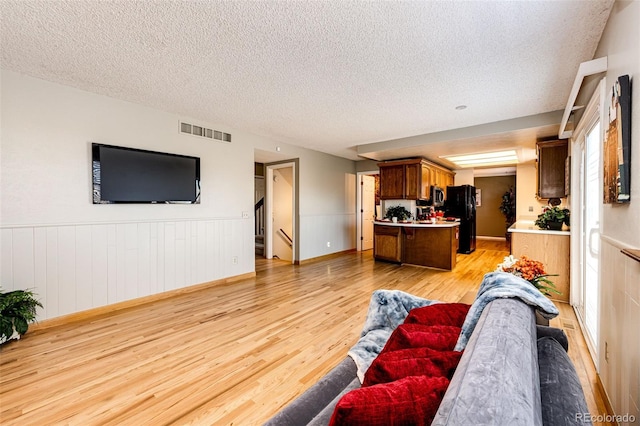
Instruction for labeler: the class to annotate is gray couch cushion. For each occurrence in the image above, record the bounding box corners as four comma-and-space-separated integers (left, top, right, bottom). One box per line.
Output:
538, 336, 592, 425
307, 378, 360, 426
263, 357, 357, 426
432, 298, 542, 426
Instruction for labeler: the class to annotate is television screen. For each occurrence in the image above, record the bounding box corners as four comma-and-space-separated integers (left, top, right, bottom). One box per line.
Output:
92, 143, 200, 204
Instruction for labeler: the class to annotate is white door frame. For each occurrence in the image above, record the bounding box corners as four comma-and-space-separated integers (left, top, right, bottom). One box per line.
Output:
265, 160, 298, 263
570, 77, 605, 365
356, 170, 379, 251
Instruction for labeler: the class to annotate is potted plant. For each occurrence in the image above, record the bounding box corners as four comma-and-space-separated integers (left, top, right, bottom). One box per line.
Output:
385, 205, 412, 222
0, 288, 42, 345
499, 187, 516, 240
534, 206, 570, 231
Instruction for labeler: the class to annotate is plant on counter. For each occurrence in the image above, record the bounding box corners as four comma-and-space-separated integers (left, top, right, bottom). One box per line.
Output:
385, 205, 412, 222
496, 255, 561, 297
0, 287, 43, 345
534, 206, 570, 230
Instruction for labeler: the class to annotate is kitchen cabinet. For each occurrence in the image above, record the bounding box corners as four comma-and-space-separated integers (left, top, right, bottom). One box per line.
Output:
509, 223, 570, 303
373, 224, 402, 262
374, 222, 459, 270
378, 158, 454, 200
537, 140, 568, 199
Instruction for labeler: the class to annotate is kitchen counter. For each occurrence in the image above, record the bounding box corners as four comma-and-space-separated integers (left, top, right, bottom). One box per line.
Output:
374, 221, 459, 270
374, 220, 460, 228
508, 220, 570, 303
508, 220, 570, 235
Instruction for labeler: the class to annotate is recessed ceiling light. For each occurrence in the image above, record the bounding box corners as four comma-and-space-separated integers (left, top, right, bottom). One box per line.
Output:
455, 105, 467, 110
440, 150, 519, 168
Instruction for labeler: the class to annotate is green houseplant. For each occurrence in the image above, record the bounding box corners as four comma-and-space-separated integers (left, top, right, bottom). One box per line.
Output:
534, 206, 570, 231
385, 205, 412, 221
499, 187, 516, 240
0, 288, 42, 344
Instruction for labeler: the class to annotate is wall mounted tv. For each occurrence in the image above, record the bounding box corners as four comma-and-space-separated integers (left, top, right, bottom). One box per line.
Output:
92, 143, 200, 204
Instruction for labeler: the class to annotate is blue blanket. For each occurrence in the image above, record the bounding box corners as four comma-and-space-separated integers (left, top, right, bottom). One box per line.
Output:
453, 272, 559, 351
347, 290, 438, 382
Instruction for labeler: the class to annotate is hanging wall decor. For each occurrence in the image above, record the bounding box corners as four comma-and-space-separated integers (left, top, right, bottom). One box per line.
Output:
603, 74, 632, 203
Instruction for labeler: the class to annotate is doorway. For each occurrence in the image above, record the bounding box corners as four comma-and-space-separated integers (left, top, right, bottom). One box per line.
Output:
357, 172, 379, 251
265, 160, 298, 263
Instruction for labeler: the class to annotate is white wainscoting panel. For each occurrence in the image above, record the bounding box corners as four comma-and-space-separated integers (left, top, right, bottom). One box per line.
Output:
0, 218, 253, 321
299, 213, 356, 260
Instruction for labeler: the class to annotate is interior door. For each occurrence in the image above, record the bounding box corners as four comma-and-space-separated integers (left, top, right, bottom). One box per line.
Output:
362, 175, 375, 251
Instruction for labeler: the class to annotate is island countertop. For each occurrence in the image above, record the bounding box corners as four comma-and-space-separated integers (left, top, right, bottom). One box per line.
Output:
374, 220, 460, 228
508, 220, 570, 236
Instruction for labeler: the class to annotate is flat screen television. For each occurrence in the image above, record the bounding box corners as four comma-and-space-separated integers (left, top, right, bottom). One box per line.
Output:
92, 143, 200, 204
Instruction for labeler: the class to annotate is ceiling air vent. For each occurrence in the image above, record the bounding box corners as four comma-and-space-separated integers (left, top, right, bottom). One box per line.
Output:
179, 121, 231, 143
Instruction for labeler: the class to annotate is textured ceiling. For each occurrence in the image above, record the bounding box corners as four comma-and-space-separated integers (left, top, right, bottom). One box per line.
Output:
1, 1, 614, 164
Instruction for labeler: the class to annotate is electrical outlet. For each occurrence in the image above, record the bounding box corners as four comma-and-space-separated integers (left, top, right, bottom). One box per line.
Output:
326, 242, 331, 248
528, 206, 534, 212
605, 341, 609, 362
242, 211, 249, 219
232, 256, 238, 264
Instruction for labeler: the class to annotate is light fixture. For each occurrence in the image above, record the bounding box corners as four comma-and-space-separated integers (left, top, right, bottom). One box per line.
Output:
440, 150, 519, 168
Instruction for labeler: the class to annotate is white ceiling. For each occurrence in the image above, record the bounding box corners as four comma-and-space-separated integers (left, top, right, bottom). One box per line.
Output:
0, 1, 614, 167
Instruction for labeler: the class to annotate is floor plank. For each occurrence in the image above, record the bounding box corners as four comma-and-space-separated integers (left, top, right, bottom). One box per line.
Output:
0, 240, 611, 425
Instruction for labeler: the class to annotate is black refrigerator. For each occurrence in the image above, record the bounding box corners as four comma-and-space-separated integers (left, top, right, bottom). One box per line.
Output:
445, 185, 476, 254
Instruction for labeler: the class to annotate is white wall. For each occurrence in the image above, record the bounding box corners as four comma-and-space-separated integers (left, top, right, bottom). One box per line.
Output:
515, 163, 550, 221
588, 0, 640, 421
1, 70, 357, 321
453, 169, 474, 186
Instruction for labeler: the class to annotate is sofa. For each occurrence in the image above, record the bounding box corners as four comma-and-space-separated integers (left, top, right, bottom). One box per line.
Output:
264, 294, 591, 425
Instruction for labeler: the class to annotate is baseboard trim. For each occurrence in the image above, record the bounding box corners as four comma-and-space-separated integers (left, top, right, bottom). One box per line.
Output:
477, 236, 507, 241
31, 271, 256, 330
596, 373, 617, 422
296, 249, 357, 265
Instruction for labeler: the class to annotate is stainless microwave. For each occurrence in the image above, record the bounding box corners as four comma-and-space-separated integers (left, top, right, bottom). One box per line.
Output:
430, 185, 445, 207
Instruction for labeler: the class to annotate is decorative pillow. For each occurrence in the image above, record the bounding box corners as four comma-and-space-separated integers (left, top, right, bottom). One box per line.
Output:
381, 324, 460, 353
404, 302, 471, 327
328, 375, 450, 426
363, 346, 462, 386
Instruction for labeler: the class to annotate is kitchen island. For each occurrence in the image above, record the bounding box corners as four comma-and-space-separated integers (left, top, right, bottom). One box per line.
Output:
374, 221, 460, 270
508, 221, 570, 302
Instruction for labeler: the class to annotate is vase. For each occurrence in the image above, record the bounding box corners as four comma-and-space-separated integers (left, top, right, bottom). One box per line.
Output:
547, 221, 563, 231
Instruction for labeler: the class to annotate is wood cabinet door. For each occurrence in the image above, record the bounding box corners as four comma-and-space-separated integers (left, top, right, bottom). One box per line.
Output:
537, 140, 568, 199
379, 164, 405, 199
404, 163, 420, 199
420, 164, 431, 199
374, 225, 402, 262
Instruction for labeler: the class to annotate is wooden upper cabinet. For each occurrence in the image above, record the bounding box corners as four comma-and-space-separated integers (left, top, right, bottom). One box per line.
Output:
378, 158, 454, 200
537, 140, 568, 199
379, 164, 405, 199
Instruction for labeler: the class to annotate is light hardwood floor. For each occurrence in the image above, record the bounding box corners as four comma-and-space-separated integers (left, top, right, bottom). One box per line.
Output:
0, 240, 611, 425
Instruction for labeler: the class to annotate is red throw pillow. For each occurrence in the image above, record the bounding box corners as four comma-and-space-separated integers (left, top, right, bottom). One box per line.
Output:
404, 302, 471, 327
363, 347, 463, 386
382, 324, 460, 353
328, 375, 450, 426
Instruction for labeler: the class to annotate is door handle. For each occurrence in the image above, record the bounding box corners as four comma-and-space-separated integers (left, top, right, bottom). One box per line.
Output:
588, 226, 599, 256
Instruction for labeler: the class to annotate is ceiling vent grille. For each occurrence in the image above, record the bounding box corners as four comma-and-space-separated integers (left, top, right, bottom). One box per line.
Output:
180, 121, 231, 143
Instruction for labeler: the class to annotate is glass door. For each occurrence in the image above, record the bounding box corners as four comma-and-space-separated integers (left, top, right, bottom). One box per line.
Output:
582, 120, 600, 349
572, 79, 604, 360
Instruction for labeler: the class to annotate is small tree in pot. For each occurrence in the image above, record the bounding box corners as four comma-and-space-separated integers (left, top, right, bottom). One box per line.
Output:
0, 288, 42, 345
